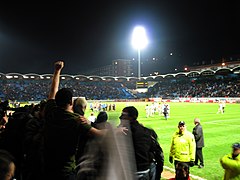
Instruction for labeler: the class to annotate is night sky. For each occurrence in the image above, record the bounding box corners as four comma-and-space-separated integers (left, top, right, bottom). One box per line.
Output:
0, 1, 239, 75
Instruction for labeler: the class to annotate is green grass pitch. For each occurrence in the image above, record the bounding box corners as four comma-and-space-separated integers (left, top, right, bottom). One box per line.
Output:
85, 102, 240, 180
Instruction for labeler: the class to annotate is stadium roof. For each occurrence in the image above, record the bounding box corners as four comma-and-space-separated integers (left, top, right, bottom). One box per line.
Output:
1, 63, 240, 81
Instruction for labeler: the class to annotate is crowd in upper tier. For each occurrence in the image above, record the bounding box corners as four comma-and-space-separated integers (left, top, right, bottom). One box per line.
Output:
1, 73, 240, 101
147, 74, 240, 99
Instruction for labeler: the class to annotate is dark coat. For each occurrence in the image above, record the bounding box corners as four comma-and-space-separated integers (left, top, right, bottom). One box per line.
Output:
192, 124, 204, 148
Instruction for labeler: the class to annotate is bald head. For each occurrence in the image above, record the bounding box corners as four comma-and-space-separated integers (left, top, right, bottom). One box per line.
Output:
194, 118, 200, 124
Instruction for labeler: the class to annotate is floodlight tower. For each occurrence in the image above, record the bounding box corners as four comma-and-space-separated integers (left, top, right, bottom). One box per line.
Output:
131, 26, 148, 79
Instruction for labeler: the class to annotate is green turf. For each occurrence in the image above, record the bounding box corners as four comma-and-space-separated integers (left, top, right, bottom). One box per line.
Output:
85, 102, 240, 180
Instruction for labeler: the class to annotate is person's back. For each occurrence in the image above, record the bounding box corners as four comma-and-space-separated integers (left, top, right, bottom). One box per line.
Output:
118, 106, 156, 179
0, 106, 33, 179
23, 100, 47, 180
43, 62, 92, 180
130, 122, 153, 172
44, 94, 92, 180
76, 111, 112, 180
44, 61, 123, 180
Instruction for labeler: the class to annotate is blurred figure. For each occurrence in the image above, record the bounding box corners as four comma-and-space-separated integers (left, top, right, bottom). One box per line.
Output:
118, 106, 161, 180
73, 97, 88, 116
169, 162, 190, 180
0, 105, 33, 180
92, 111, 111, 129
192, 118, 204, 168
169, 121, 195, 171
147, 128, 164, 180
222, 101, 226, 113
145, 104, 150, 118
22, 100, 47, 180
0, 149, 16, 180
0, 114, 8, 134
76, 111, 112, 180
163, 104, 169, 120
88, 112, 96, 126
44, 61, 119, 180
157, 102, 162, 116
0, 100, 10, 133
220, 143, 240, 180
217, 101, 224, 114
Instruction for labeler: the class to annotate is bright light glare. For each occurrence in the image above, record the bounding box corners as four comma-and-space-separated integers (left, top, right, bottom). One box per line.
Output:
131, 26, 148, 50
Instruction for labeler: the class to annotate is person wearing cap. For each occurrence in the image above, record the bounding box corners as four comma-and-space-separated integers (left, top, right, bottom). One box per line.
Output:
169, 121, 196, 171
192, 118, 204, 168
220, 143, 240, 180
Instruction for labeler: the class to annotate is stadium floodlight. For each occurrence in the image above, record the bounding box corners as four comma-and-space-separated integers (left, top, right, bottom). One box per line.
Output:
131, 26, 148, 79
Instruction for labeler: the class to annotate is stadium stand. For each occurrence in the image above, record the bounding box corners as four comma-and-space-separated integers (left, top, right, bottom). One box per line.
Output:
1, 61, 240, 102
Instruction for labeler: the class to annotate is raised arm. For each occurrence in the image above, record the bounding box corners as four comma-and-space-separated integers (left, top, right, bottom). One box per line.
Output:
48, 61, 64, 100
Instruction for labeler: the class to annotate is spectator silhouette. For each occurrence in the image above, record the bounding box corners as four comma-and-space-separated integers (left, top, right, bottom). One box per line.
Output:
43, 61, 119, 180
22, 100, 47, 180
0, 149, 16, 180
76, 111, 112, 180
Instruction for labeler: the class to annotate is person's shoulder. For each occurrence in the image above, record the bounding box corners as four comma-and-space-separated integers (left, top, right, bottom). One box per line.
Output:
172, 130, 179, 136
144, 126, 157, 137
188, 131, 195, 137
186, 130, 193, 134
45, 99, 57, 111
220, 153, 233, 161
46, 99, 55, 105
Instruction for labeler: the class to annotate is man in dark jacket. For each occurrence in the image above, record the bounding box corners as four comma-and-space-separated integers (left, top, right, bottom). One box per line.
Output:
118, 106, 162, 180
192, 118, 204, 168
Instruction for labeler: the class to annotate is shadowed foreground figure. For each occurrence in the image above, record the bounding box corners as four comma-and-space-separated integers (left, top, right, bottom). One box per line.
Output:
220, 143, 240, 180
118, 106, 164, 180
44, 61, 112, 180
0, 149, 16, 180
169, 162, 190, 180
76, 111, 112, 180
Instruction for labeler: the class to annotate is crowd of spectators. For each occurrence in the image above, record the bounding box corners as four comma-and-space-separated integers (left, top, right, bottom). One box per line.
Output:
1, 74, 240, 102
0, 79, 135, 101
148, 75, 240, 99
0, 61, 164, 180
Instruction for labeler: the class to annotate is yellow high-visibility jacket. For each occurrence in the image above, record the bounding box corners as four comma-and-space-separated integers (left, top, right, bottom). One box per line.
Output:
220, 153, 240, 180
169, 130, 195, 162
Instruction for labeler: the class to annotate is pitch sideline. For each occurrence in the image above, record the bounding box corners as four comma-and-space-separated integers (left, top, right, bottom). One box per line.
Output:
163, 166, 207, 180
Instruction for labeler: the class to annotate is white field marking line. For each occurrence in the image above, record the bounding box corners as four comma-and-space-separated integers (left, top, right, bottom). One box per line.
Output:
163, 166, 207, 180
205, 122, 240, 127
204, 119, 240, 127
205, 119, 239, 123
